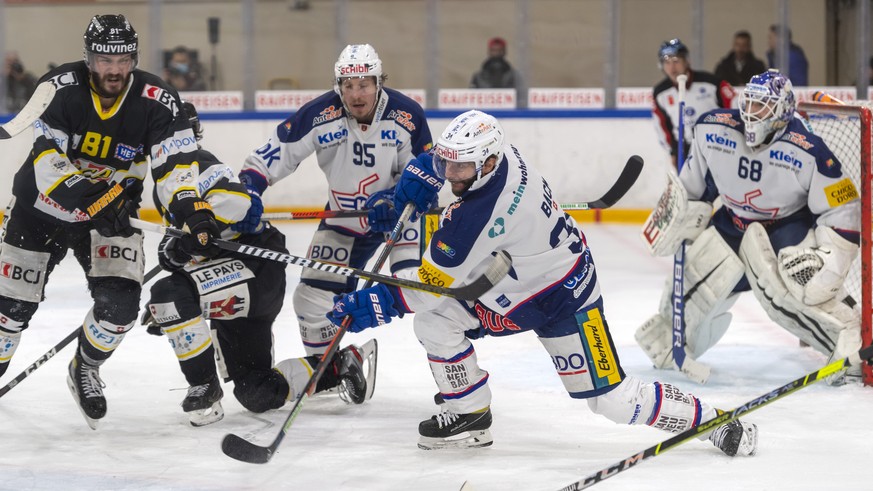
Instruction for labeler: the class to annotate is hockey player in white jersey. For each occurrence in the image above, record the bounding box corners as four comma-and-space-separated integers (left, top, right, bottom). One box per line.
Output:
637, 69, 862, 383
326, 110, 758, 456
232, 44, 432, 400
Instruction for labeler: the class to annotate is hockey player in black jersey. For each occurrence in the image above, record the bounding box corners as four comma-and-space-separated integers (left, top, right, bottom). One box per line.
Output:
0, 15, 220, 429
141, 102, 376, 426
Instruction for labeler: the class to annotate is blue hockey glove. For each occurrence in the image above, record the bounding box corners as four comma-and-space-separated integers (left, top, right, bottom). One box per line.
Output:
394, 152, 443, 221
327, 284, 401, 333
364, 189, 399, 233
231, 170, 267, 234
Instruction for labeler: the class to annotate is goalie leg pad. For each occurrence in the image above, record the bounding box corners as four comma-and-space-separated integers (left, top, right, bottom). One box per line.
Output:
587, 375, 717, 433
414, 304, 491, 415
641, 168, 713, 257
740, 222, 860, 355
292, 283, 340, 356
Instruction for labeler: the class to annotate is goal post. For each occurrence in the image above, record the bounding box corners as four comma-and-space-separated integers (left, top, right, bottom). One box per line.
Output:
798, 101, 872, 386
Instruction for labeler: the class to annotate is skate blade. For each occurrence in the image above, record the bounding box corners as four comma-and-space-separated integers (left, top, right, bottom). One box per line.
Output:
360, 338, 378, 402
66, 374, 101, 431
417, 429, 493, 450
187, 401, 225, 427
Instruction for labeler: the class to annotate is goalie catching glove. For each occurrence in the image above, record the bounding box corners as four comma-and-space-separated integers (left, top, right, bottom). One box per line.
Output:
641, 168, 712, 256
778, 226, 859, 306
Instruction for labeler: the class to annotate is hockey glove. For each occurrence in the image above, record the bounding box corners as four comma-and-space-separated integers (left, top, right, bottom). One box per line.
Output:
327, 284, 401, 333
83, 182, 135, 238
157, 234, 192, 272
230, 169, 267, 234
365, 189, 399, 233
394, 152, 443, 222
172, 198, 221, 258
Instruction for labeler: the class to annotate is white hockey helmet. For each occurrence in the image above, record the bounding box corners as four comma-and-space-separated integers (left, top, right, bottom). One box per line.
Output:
739, 69, 796, 148
434, 110, 505, 190
333, 44, 383, 96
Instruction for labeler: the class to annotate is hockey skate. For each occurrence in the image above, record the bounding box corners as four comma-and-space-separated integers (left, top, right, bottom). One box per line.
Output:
67, 352, 106, 430
709, 420, 758, 457
336, 339, 378, 405
418, 407, 493, 450
182, 375, 224, 427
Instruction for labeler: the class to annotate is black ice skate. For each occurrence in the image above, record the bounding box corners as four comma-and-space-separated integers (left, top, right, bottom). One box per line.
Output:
709, 420, 758, 457
182, 375, 224, 427
336, 339, 378, 405
418, 408, 493, 450
66, 352, 106, 430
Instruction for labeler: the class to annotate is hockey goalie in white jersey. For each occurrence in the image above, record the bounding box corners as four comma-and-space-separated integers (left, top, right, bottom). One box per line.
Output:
637, 69, 862, 383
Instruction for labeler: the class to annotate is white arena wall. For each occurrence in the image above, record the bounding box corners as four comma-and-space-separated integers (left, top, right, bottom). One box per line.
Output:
0, 113, 668, 221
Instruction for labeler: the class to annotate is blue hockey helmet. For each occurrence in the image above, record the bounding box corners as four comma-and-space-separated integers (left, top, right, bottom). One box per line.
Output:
658, 38, 689, 61
739, 69, 795, 148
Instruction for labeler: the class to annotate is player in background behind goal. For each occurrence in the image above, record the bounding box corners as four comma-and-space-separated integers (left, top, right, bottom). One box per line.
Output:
141, 102, 375, 426
230, 44, 432, 403
637, 69, 862, 384
326, 109, 758, 457
653, 38, 736, 169
0, 15, 221, 429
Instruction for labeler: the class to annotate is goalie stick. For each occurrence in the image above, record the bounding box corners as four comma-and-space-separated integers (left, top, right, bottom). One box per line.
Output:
671, 74, 711, 384
130, 218, 511, 301
260, 155, 644, 221
221, 203, 414, 464
0, 264, 162, 398
0, 81, 56, 140
555, 343, 873, 490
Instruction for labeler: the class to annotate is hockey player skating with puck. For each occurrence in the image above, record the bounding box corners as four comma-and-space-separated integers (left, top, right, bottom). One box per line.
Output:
637, 69, 862, 384
142, 102, 375, 426
0, 15, 220, 429
231, 44, 431, 400
327, 109, 758, 456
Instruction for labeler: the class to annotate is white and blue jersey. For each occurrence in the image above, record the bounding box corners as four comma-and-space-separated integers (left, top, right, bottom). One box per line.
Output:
239, 87, 432, 235
395, 144, 600, 336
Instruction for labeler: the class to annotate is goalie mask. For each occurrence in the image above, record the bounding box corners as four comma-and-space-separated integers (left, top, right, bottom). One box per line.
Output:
83, 14, 139, 68
739, 69, 795, 148
434, 110, 505, 194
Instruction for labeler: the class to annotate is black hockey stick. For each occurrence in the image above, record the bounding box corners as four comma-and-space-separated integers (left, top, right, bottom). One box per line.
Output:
260, 155, 644, 222
130, 218, 512, 300
0, 81, 56, 140
221, 203, 415, 463
555, 344, 873, 490
0, 264, 163, 398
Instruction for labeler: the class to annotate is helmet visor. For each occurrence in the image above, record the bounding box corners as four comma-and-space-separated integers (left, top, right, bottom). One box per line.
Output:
434, 153, 477, 182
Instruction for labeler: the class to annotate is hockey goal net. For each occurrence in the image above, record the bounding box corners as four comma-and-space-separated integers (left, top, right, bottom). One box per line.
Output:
798, 101, 872, 386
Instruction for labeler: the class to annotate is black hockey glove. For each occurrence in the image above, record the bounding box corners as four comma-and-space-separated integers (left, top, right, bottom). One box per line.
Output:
171, 196, 221, 258
83, 182, 135, 238
157, 234, 192, 272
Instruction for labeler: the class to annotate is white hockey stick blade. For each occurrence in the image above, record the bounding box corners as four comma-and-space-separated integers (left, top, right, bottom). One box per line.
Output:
0, 81, 56, 140
678, 356, 711, 384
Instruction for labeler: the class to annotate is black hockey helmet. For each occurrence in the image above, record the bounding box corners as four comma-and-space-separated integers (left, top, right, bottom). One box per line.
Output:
180, 100, 203, 141
83, 14, 139, 66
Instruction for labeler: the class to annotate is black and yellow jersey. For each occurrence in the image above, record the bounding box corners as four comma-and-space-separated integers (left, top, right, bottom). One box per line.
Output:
12, 61, 202, 227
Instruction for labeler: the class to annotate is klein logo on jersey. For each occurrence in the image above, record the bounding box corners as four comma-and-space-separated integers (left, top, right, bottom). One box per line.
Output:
141, 83, 179, 115
95, 245, 138, 262
381, 129, 397, 141
313, 105, 343, 126
704, 133, 737, 149
474, 303, 520, 333
339, 64, 373, 75
417, 259, 453, 288
769, 149, 802, 168
48, 71, 79, 89
702, 112, 739, 127
435, 240, 455, 258
824, 178, 859, 207
785, 132, 815, 150
207, 296, 246, 318
0, 262, 43, 285
318, 127, 348, 145
114, 143, 139, 161
386, 110, 417, 132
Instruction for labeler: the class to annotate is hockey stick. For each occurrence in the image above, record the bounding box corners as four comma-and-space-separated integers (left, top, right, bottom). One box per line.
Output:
0, 81, 56, 140
221, 203, 416, 464
0, 264, 163, 398
556, 343, 873, 490
260, 155, 644, 222
130, 218, 511, 300
671, 74, 710, 384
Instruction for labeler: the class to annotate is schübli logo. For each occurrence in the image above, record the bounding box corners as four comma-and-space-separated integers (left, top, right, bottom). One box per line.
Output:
89, 43, 137, 54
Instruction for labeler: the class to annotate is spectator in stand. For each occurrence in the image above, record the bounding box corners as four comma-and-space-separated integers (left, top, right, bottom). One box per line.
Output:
714, 31, 767, 86
470, 37, 520, 89
766, 24, 808, 87
652, 39, 735, 168
4, 51, 38, 113
163, 46, 207, 92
